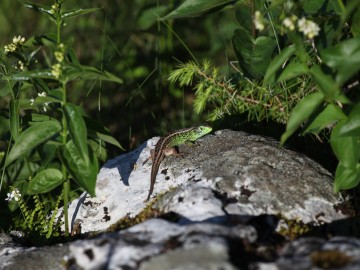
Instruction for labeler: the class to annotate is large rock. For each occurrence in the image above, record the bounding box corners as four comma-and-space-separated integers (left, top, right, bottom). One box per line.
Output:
64, 129, 345, 233
2, 129, 357, 270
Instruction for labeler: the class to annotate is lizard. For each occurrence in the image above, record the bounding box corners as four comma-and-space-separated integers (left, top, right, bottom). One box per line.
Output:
143, 124, 212, 201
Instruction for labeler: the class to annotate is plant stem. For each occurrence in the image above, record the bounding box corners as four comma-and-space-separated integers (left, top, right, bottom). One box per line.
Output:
56, 6, 70, 237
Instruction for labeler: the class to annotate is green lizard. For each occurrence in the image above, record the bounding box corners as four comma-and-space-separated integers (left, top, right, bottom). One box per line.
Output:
143, 124, 212, 201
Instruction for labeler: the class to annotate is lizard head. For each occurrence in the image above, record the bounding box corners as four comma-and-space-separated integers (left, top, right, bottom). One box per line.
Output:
194, 124, 213, 138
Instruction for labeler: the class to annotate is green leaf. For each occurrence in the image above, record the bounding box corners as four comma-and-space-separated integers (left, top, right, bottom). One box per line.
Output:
233, 28, 277, 79
235, 4, 252, 32
5, 120, 62, 167
280, 92, 324, 144
263, 46, 296, 85
9, 69, 54, 81
320, 37, 360, 85
38, 142, 58, 168
27, 168, 63, 194
61, 8, 101, 20
309, 66, 348, 102
138, 5, 168, 30
21, 1, 54, 18
0, 83, 12, 97
333, 163, 360, 192
335, 103, 360, 137
64, 104, 88, 160
352, 7, 360, 37
330, 121, 360, 167
302, 104, 346, 134
277, 62, 309, 82
62, 140, 98, 196
85, 117, 125, 150
64, 64, 123, 84
162, 0, 236, 20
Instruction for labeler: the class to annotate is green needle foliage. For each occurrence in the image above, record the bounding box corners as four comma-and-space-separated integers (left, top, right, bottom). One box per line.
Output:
0, 0, 123, 238
165, 0, 360, 192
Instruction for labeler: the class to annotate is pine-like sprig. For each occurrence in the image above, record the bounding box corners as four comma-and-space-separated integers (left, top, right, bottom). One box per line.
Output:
169, 60, 313, 123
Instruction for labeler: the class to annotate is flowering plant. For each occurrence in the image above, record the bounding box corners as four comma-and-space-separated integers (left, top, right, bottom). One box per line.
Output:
0, 0, 123, 237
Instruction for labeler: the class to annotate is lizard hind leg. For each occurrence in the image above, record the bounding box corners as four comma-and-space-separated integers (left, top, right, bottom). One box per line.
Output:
142, 149, 155, 165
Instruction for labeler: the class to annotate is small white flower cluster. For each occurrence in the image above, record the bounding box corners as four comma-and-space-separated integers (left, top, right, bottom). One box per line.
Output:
282, 15, 297, 31
283, 16, 320, 39
52, 43, 65, 79
14, 60, 25, 71
50, 3, 59, 14
254, 11, 265, 31
297, 17, 321, 39
5, 188, 21, 202
4, 36, 26, 53
30, 91, 49, 112
51, 63, 62, 79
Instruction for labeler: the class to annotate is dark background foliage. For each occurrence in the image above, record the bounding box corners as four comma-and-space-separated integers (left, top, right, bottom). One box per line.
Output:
0, 0, 236, 155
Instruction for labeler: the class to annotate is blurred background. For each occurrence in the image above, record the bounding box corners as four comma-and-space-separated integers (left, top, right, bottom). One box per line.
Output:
0, 0, 237, 157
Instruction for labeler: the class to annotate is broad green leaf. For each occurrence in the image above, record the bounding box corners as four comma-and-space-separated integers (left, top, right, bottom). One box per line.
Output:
321, 37, 360, 85
303, 0, 342, 14
27, 168, 63, 194
38, 141, 58, 168
280, 92, 324, 145
263, 46, 296, 85
302, 104, 346, 134
309, 66, 340, 99
61, 8, 100, 20
277, 62, 309, 82
5, 120, 62, 167
235, 4, 252, 32
9, 100, 20, 141
335, 103, 360, 137
233, 28, 277, 79
333, 163, 360, 192
162, 0, 236, 20
62, 140, 98, 196
9, 69, 54, 81
64, 104, 88, 160
330, 121, 360, 167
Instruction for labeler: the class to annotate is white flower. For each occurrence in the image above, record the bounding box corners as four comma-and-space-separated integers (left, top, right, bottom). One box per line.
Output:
38, 91, 47, 97
254, 11, 265, 31
51, 63, 62, 79
5, 188, 21, 202
283, 17, 295, 31
4, 36, 25, 54
297, 17, 320, 39
12, 36, 25, 44
54, 51, 64, 63
43, 102, 49, 112
17, 60, 25, 71
30, 98, 35, 105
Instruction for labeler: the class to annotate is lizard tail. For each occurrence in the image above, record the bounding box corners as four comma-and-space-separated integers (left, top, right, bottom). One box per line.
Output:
146, 153, 164, 201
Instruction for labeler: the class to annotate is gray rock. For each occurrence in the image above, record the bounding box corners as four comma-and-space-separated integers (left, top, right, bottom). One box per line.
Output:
67, 218, 257, 270
64, 130, 345, 234
3, 130, 357, 269
274, 237, 360, 270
